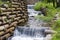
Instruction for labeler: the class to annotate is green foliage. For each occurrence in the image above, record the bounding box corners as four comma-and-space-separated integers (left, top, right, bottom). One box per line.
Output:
34, 2, 46, 11
47, 8, 57, 17
52, 19, 60, 29
34, 1, 60, 40
51, 19, 60, 40
0, 0, 11, 7
56, 8, 60, 12
52, 32, 60, 40
0, 0, 10, 5
55, 20, 60, 27
34, 2, 56, 10
0, 1, 4, 4
35, 15, 53, 22
46, 3, 54, 9
34, 2, 57, 23
35, 8, 57, 23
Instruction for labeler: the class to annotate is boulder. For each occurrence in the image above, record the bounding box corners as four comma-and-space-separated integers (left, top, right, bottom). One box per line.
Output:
45, 30, 56, 34
45, 34, 52, 40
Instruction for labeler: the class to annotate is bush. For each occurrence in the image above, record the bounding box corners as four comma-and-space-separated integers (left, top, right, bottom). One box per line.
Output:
35, 15, 53, 22
51, 19, 60, 40
34, 2, 46, 11
34, 1, 58, 21
46, 3, 54, 9
34, 1, 60, 40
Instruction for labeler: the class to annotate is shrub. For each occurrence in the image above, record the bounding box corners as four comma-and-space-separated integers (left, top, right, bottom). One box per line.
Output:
46, 3, 54, 9
34, 2, 58, 22
51, 19, 60, 40
34, 1, 60, 40
34, 2, 46, 11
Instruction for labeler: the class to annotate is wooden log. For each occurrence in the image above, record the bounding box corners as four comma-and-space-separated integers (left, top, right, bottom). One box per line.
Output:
10, 21, 18, 26
22, 16, 27, 18
0, 21, 2, 25
4, 24, 10, 29
0, 8, 6, 11
12, 11, 20, 13
12, 5, 20, 8
0, 33, 11, 40
9, 15, 16, 18
5, 33, 11, 38
14, 17, 21, 21
16, 8, 22, 10
12, 2, 20, 4
1, 9, 12, 12
17, 17, 21, 19
19, 19, 24, 22
11, 2, 21, 6
1, 12, 11, 15
6, 27, 15, 33
0, 31, 4, 36
1, 16, 7, 20
16, 14, 23, 17
23, 13, 28, 16
24, 18, 28, 22
22, 8, 27, 11
7, 8, 15, 11
0, 26, 5, 31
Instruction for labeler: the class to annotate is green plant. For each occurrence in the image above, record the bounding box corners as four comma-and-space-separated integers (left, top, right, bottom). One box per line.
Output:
52, 19, 60, 29
51, 19, 60, 40
0, 0, 11, 7
52, 27, 60, 40
46, 3, 54, 9
34, 2, 46, 11
34, 1, 60, 40
35, 15, 53, 22
47, 8, 57, 17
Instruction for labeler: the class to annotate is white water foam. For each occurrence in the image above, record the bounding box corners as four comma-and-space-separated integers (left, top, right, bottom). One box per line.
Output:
11, 36, 44, 40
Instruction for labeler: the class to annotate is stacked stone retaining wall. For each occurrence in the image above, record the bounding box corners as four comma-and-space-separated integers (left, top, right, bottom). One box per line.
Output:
0, 0, 28, 40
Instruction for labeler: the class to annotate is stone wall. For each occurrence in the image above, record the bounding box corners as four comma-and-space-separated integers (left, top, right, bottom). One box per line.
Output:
0, 0, 28, 40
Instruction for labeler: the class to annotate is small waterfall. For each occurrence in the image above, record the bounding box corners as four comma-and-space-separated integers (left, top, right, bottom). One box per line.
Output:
8, 12, 50, 40
8, 16, 46, 40
8, 27, 46, 40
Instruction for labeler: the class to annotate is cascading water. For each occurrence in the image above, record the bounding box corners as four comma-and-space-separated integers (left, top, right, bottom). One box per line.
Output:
8, 13, 52, 40
11, 27, 46, 40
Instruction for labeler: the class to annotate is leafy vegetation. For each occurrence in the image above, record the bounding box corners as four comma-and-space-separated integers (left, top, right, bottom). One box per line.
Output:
34, 2, 46, 11
34, 2, 57, 22
0, 0, 11, 7
52, 20, 60, 40
34, 1, 60, 40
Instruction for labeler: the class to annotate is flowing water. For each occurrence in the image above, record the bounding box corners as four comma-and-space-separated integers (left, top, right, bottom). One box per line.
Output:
8, 13, 51, 40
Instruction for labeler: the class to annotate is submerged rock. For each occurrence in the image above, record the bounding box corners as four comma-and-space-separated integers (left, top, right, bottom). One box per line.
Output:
41, 23, 50, 27
45, 30, 56, 34
45, 34, 52, 40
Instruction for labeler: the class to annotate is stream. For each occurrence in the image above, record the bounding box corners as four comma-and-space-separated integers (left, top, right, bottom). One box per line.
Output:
8, 13, 52, 40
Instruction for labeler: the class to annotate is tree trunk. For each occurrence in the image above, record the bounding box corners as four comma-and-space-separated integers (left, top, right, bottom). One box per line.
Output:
52, 0, 55, 7
56, 0, 60, 7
